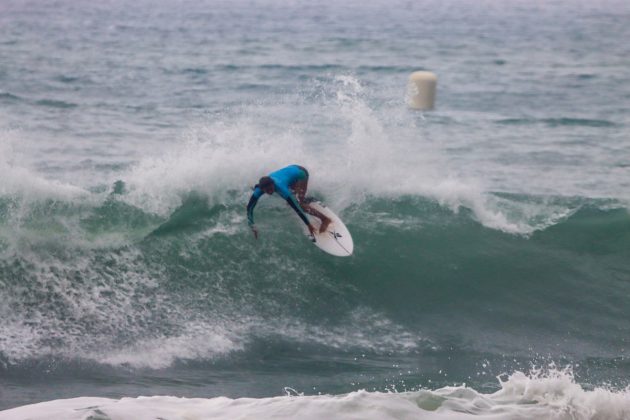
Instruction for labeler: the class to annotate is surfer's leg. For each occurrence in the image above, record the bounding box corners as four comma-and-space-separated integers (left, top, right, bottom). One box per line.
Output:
293, 179, 308, 204
294, 166, 315, 203
292, 180, 331, 233
314, 211, 331, 233
304, 205, 331, 233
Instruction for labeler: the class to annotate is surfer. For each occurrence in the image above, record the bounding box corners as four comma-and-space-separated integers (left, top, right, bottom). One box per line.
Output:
247, 165, 331, 239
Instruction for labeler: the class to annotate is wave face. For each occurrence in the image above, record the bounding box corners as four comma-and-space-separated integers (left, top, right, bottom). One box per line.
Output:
0, 169, 629, 409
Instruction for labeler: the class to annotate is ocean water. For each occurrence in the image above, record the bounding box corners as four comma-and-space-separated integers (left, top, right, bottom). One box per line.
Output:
1, 0, 630, 418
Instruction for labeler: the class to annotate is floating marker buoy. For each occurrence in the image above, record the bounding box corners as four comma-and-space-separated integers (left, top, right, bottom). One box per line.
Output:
408, 71, 437, 110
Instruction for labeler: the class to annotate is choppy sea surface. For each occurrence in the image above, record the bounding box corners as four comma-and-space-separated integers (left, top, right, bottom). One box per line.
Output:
1, 0, 630, 418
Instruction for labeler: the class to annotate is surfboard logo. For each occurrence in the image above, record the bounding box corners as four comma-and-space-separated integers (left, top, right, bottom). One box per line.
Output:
329, 231, 342, 239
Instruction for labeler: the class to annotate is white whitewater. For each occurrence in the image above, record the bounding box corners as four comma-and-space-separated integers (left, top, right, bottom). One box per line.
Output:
2, 369, 630, 420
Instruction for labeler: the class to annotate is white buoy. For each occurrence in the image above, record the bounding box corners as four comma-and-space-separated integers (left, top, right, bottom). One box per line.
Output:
408, 71, 437, 110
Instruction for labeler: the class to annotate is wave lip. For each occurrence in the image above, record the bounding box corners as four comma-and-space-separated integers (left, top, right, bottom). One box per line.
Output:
2, 368, 629, 420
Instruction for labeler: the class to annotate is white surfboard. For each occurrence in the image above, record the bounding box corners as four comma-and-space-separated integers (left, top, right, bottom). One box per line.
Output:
302, 201, 353, 257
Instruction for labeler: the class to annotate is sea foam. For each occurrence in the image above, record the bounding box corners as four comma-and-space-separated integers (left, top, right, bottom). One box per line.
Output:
2, 368, 629, 420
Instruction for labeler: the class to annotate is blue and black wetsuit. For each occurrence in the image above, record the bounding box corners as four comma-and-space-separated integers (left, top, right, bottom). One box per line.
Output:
247, 165, 310, 227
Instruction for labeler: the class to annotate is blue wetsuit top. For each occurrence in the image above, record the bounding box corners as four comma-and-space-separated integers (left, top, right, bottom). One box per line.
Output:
247, 165, 310, 227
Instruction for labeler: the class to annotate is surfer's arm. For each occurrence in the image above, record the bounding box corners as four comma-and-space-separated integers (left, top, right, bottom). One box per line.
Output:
246, 187, 263, 227
275, 184, 313, 234
285, 194, 311, 227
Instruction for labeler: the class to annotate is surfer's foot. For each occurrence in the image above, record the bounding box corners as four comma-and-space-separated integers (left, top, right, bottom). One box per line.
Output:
319, 217, 331, 233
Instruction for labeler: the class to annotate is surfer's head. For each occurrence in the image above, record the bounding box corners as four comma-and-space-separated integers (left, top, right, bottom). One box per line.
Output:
258, 176, 275, 194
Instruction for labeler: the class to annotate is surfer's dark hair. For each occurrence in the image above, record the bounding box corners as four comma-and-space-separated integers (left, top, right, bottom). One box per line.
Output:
258, 176, 273, 189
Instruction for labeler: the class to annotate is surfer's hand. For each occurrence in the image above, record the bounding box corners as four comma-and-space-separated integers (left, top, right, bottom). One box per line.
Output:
307, 224, 316, 237
251, 225, 258, 240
